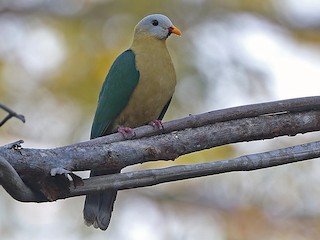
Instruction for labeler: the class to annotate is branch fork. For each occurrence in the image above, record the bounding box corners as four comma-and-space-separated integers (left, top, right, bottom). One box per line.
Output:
0, 96, 319, 202
0, 103, 25, 127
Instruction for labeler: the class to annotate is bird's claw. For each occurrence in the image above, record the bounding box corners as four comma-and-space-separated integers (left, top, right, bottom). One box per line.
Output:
148, 119, 164, 130
118, 127, 136, 139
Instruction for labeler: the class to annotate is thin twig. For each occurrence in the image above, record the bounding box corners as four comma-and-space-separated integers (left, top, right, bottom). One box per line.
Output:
0, 103, 25, 127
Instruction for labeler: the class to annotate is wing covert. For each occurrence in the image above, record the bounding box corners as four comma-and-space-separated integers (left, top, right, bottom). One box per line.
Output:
91, 49, 140, 139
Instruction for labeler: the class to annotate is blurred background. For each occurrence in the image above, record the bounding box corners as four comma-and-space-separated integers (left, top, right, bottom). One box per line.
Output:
0, 0, 320, 239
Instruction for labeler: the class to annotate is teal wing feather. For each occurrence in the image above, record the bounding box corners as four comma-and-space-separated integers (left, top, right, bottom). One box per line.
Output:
91, 49, 140, 139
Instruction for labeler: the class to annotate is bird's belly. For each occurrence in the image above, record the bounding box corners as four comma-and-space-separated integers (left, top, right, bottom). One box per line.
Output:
114, 80, 174, 129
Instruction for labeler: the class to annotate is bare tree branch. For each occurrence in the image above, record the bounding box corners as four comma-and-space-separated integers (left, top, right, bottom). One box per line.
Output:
72, 96, 320, 148
0, 96, 319, 202
0, 103, 25, 127
0, 156, 41, 202
2, 110, 319, 174
68, 140, 320, 198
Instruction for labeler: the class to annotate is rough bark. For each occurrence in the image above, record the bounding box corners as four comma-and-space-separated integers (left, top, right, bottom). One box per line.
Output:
0, 96, 319, 202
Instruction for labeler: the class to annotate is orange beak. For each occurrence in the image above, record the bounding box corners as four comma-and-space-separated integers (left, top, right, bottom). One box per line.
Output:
168, 25, 182, 36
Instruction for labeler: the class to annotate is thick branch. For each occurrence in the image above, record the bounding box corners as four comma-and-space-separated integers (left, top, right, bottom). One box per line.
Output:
67, 141, 320, 198
1, 110, 319, 175
0, 103, 25, 127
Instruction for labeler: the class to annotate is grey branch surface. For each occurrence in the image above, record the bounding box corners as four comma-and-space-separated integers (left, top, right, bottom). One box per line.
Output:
0, 96, 320, 202
0, 156, 40, 202
69, 141, 320, 198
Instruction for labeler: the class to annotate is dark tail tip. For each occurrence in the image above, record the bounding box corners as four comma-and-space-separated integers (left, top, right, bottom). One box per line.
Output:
83, 190, 117, 231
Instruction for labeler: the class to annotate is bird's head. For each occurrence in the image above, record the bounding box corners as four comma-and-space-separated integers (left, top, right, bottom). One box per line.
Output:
134, 14, 182, 40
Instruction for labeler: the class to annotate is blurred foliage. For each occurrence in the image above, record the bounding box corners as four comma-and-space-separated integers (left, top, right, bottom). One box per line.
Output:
1, 0, 320, 239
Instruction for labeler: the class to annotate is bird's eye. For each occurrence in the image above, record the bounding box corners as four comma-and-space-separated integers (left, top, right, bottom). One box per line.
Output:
151, 20, 159, 26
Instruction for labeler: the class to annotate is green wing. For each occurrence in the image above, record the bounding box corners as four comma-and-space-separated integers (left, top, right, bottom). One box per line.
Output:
91, 49, 140, 139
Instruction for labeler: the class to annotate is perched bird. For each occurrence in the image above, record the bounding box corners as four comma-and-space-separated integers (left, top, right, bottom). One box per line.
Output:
83, 14, 181, 230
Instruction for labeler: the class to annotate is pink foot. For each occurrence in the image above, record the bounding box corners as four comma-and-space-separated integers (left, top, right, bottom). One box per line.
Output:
117, 127, 136, 139
148, 119, 164, 130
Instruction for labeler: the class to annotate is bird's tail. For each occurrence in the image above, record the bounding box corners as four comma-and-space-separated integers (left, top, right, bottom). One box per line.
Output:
83, 169, 120, 230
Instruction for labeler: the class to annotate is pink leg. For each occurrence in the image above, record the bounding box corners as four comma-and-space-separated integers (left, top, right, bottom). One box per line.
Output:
117, 127, 136, 139
148, 119, 164, 130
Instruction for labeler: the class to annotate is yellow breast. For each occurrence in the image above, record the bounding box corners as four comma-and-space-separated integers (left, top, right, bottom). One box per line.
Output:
111, 37, 176, 130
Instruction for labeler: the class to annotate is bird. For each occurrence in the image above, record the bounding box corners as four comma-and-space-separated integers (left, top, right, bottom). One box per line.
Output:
83, 14, 181, 230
